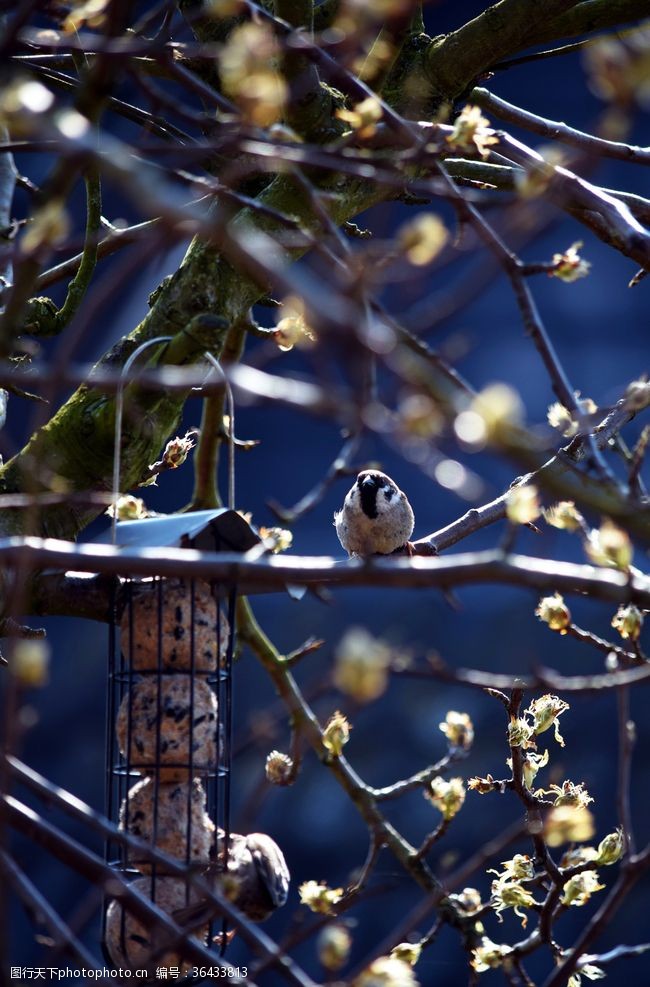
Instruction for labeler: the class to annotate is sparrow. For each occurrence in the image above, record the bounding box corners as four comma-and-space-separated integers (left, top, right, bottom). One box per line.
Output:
217, 830, 290, 922
173, 830, 290, 928
334, 470, 415, 556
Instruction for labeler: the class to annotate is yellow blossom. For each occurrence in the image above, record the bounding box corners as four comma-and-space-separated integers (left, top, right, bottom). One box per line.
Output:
515, 147, 566, 198
390, 942, 421, 966
489, 853, 534, 882
611, 604, 643, 641
323, 710, 351, 757
545, 780, 594, 809
550, 242, 591, 282
22, 199, 70, 254
12, 639, 50, 688
471, 938, 512, 972
547, 402, 577, 437
447, 887, 482, 913
596, 827, 624, 866
508, 716, 535, 749
506, 484, 540, 525
398, 394, 444, 438
527, 694, 569, 746
334, 628, 391, 703
468, 774, 499, 794
219, 23, 288, 126
585, 520, 632, 570
515, 749, 549, 789
63, 0, 110, 32
299, 880, 344, 915
425, 777, 465, 821
398, 214, 448, 266
355, 954, 419, 986
545, 806, 596, 847
561, 870, 604, 906
106, 494, 149, 521
159, 433, 195, 468
336, 96, 383, 138
461, 383, 524, 446
568, 963, 607, 986
317, 923, 352, 971
274, 297, 316, 351
624, 379, 650, 412
544, 501, 584, 532
491, 877, 538, 927
259, 526, 294, 553
560, 845, 598, 868
447, 105, 499, 158
536, 593, 571, 632
439, 711, 474, 750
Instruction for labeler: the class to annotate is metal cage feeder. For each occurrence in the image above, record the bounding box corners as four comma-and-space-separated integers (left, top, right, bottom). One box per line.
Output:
101, 509, 261, 976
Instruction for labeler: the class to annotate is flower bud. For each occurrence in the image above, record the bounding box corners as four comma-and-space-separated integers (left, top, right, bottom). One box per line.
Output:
543, 501, 584, 532
299, 880, 344, 915
611, 603, 643, 641
13, 639, 50, 688
439, 711, 474, 750
322, 711, 351, 757
425, 777, 465, 821
596, 828, 624, 866
536, 593, 571, 632
390, 942, 421, 967
265, 750, 294, 786
506, 485, 540, 525
586, 519, 632, 570
550, 242, 590, 282
317, 923, 351, 971
544, 806, 595, 847
561, 870, 604, 907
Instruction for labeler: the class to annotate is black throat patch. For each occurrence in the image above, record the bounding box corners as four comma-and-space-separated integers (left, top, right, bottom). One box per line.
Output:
358, 476, 379, 519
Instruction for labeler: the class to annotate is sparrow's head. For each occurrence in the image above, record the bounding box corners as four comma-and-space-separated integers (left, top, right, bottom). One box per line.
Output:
355, 470, 400, 519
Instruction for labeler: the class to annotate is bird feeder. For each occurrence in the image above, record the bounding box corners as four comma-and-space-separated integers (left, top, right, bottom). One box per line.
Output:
102, 509, 261, 974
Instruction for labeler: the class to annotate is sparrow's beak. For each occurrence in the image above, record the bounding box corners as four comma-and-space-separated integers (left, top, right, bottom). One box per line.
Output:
361, 475, 377, 489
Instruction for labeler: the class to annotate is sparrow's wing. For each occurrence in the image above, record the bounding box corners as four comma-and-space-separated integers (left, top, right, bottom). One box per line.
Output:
246, 834, 290, 907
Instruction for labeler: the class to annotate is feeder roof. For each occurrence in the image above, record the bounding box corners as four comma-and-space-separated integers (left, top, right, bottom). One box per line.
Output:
110, 508, 261, 553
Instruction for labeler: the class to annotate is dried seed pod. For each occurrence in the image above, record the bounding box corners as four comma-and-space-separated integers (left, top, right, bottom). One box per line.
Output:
117, 676, 218, 781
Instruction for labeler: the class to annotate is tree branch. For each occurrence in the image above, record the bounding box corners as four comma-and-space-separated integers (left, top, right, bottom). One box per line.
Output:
425, 0, 578, 102
6, 540, 650, 616
473, 87, 650, 165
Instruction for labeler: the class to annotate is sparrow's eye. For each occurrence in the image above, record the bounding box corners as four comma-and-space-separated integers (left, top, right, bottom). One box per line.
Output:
383, 486, 394, 501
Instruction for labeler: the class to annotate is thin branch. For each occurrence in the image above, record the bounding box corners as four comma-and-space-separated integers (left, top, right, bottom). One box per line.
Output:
617, 685, 636, 855
542, 847, 650, 987
563, 622, 640, 666
0, 849, 104, 972
236, 597, 448, 900
433, 159, 619, 485
526, 0, 650, 48
371, 749, 469, 802
51, 164, 101, 331
394, 657, 650, 696
495, 131, 650, 271
581, 943, 650, 967
473, 87, 650, 165
3, 540, 650, 610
